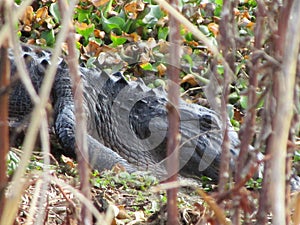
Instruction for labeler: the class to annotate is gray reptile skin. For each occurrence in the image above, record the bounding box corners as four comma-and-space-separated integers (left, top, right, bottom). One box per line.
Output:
7, 44, 241, 181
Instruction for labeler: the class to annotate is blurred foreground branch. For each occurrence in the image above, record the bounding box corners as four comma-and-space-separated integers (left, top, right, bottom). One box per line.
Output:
0, 2, 10, 218
268, 1, 300, 224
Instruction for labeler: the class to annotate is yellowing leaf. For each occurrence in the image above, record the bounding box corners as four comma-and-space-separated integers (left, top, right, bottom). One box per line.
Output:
234, 107, 244, 124
181, 74, 198, 86
61, 155, 76, 168
21, 6, 34, 26
208, 23, 219, 37
116, 205, 131, 219
124, 1, 145, 19
139, 62, 153, 70
112, 164, 126, 173
242, 11, 251, 20
123, 32, 141, 42
185, 40, 199, 47
157, 63, 167, 77
85, 40, 102, 57
94, 29, 105, 39
91, 0, 110, 7
36, 6, 49, 24
239, 17, 254, 30
233, 8, 240, 16
26, 39, 36, 45
158, 40, 170, 54
75, 22, 94, 31
246, 21, 255, 30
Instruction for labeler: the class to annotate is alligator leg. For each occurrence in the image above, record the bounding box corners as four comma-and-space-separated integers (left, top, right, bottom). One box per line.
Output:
53, 101, 137, 172
52, 68, 137, 173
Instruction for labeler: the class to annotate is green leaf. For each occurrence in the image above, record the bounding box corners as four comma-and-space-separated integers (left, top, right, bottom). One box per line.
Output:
249, 0, 257, 6
102, 16, 125, 34
214, 5, 222, 17
231, 119, 240, 129
216, 65, 224, 75
227, 104, 234, 119
86, 57, 97, 68
184, 32, 194, 41
183, 54, 193, 66
147, 83, 155, 89
256, 91, 264, 108
109, 16, 125, 28
143, 0, 155, 3
7, 151, 20, 176
240, 95, 248, 109
49, 2, 61, 23
154, 79, 165, 87
140, 62, 154, 71
123, 19, 135, 33
294, 151, 300, 162
142, 5, 163, 26
41, 29, 55, 46
75, 7, 93, 23
213, 0, 223, 16
100, 0, 113, 17
199, 25, 210, 36
110, 34, 127, 47
229, 92, 240, 104
158, 27, 169, 40
75, 23, 95, 42
214, 0, 223, 6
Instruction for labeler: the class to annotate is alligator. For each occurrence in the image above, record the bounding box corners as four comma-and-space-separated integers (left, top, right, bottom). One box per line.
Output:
6, 44, 242, 181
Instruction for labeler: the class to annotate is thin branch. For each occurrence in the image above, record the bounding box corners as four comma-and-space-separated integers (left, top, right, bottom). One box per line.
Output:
217, 0, 237, 194
255, 1, 272, 223
35, 119, 51, 225
0, 1, 10, 219
166, 0, 180, 224
6, 1, 39, 103
59, 0, 92, 224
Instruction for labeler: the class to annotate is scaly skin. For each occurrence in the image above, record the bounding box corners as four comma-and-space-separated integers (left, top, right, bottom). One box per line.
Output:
7, 44, 241, 181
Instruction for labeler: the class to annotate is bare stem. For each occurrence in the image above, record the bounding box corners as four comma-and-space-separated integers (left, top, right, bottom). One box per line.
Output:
268, 1, 300, 224
58, 0, 92, 224
166, 0, 180, 224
